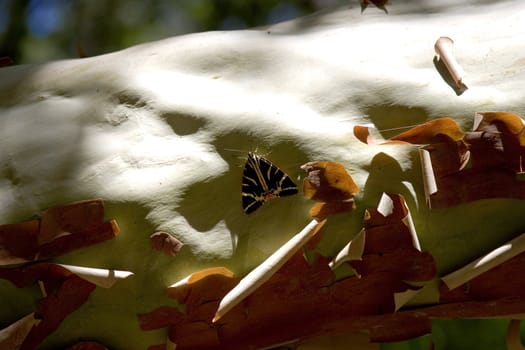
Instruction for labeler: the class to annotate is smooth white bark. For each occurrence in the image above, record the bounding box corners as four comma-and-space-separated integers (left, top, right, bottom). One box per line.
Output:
1, 1, 525, 348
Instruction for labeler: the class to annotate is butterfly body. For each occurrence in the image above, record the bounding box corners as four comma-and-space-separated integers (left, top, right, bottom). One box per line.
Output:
242, 152, 298, 214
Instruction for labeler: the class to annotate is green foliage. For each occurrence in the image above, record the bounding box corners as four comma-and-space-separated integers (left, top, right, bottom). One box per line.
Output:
0, 0, 329, 64
432, 319, 509, 350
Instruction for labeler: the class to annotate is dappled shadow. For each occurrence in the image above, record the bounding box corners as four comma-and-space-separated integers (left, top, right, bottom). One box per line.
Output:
364, 104, 431, 139
163, 112, 207, 136
360, 151, 425, 219
176, 129, 312, 266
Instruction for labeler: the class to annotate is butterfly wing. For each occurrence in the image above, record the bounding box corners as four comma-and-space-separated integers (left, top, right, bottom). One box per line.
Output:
242, 153, 298, 214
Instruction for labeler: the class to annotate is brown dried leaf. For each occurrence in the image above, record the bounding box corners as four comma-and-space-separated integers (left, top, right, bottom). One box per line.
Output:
301, 161, 359, 202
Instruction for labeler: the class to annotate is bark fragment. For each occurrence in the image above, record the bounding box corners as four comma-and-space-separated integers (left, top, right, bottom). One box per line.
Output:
0, 199, 119, 265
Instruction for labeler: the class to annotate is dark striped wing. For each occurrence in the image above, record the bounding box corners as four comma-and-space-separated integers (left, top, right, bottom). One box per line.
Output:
242, 153, 298, 214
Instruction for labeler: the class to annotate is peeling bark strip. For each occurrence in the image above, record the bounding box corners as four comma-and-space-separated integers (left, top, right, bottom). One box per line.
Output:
421, 113, 525, 207
150, 231, 184, 256
331, 193, 424, 280
213, 219, 326, 322
301, 161, 359, 220
441, 232, 525, 293
0, 263, 97, 350
0, 199, 119, 265
56, 264, 133, 288
0, 313, 39, 350
0, 199, 123, 350
356, 112, 525, 208
139, 194, 438, 349
434, 37, 468, 92
139, 229, 525, 350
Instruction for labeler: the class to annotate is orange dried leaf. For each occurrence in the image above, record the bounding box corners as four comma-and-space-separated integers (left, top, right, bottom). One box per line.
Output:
390, 117, 464, 144
301, 161, 359, 202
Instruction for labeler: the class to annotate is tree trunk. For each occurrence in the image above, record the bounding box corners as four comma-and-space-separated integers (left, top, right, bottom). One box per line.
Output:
1, 1, 525, 349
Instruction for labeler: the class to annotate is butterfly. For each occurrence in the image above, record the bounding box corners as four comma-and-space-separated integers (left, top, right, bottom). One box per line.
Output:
241, 152, 298, 214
